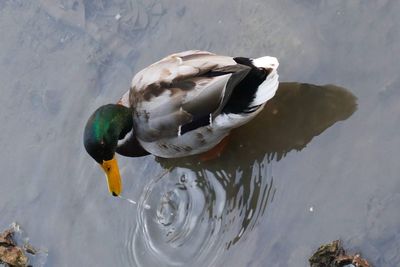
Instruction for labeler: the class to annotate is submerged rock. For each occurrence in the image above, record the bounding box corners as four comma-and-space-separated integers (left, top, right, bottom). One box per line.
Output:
0, 224, 43, 267
0, 246, 28, 267
309, 240, 371, 267
0, 229, 28, 267
0, 229, 16, 247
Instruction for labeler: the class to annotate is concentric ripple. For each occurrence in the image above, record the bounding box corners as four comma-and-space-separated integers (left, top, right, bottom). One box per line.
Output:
131, 168, 227, 267
128, 158, 275, 267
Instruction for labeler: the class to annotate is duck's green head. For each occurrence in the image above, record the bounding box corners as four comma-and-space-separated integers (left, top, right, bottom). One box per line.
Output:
83, 104, 133, 196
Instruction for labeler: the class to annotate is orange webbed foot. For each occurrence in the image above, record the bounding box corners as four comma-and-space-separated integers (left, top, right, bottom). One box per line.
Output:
200, 135, 231, 161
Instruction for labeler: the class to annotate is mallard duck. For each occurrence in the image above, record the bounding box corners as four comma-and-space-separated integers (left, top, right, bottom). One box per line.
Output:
84, 50, 279, 196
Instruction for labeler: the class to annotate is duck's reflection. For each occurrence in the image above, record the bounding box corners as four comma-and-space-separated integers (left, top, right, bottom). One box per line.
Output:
132, 83, 357, 267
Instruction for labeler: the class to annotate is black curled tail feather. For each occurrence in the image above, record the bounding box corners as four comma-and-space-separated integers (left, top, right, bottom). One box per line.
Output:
221, 57, 267, 114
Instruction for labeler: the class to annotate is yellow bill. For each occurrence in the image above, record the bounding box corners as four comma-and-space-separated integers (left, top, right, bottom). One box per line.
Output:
101, 156, 122, 196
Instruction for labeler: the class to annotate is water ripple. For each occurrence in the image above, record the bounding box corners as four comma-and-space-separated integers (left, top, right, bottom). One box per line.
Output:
127, 157, 275, 267
130, 168, 226, 266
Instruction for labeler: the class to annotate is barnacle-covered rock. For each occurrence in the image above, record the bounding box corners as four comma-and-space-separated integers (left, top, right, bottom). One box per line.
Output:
0, 229, 28, 267
309, 240, 371, 267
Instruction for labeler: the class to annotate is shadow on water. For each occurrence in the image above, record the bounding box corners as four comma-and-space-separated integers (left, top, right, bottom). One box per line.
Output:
128, 82, 357, 267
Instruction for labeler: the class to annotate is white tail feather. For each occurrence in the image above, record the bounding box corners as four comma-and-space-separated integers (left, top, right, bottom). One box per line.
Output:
252, 56, 279, 70
251, 56, 279, 107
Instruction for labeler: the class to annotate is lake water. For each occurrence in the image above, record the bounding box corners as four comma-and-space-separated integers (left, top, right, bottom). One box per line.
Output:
0, 0, 399, 266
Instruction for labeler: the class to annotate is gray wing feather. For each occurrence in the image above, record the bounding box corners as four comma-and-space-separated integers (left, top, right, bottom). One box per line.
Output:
130, 51, 251, 141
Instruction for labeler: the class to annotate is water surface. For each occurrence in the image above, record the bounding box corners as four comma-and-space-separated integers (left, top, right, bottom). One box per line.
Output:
0, 0, 399, 266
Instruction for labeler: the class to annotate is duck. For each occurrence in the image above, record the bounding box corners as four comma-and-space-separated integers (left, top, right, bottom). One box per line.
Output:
83, 50, 279, 196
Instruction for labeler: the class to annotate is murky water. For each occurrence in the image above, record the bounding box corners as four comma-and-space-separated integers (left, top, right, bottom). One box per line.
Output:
1, 0, 399, 266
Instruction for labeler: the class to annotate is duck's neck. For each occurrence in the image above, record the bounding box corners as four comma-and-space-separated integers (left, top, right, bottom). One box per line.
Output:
115, 105, 149, 157
116, 130, 150, 157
